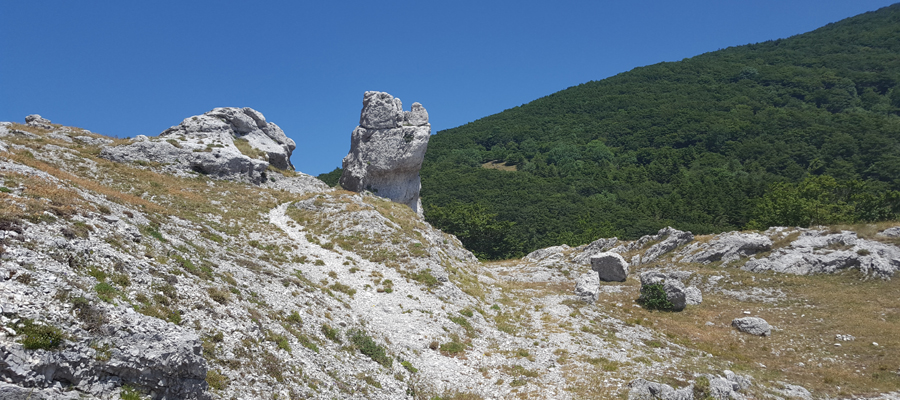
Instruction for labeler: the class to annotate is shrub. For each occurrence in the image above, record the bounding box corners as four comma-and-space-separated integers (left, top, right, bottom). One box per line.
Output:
348, 329, 392, 367
411, 269, 439, 287
638, 283, 674, 311
322, 323, 341, 343
19, 319, 64, 350
95, 282, 118, 303
401, 360, 418, 373
439, 340, 465, 355
206, 369, 229, 390
120, 384, 144, 400
693, 376, 713, 400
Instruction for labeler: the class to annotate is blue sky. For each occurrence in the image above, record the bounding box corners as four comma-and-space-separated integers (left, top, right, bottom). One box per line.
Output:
1, 1, 896, 176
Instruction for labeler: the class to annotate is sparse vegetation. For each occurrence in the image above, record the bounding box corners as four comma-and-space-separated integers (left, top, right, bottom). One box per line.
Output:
348, 329, 392, 367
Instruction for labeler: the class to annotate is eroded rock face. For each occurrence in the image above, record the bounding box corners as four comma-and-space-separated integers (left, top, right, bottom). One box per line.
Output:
0, 307, 209, 400
680, 232, 772, 265
25, 114, 54, 130
340, 92, 430, 214
100, 107, 295, 184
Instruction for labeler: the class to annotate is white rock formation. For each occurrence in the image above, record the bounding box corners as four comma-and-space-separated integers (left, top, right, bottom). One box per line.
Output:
339, 92, 431, 214
591, 252, 629, 282
639, 271, 688, 311
732, 317, 772, 336
100, 107, 295, 183
679, 231, 772, 264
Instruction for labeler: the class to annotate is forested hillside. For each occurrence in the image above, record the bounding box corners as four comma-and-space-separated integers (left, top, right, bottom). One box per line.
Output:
416, 3, 900, 259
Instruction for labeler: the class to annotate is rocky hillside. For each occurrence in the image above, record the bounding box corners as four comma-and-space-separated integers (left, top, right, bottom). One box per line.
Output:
1, 116, 899, 399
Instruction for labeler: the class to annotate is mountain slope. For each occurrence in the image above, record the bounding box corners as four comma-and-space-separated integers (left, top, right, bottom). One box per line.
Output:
421, 3, 900, 259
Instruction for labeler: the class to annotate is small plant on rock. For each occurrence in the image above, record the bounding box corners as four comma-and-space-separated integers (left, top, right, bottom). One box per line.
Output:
348, 328, 392, 367
19, 319, 65, 350
638, 283, 674, 311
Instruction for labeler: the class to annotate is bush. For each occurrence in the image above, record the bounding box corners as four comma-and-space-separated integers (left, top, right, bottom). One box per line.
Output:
321, 323, 341, 343
19, 319, 64, 350
348, 329, 392, 367
693, 376, 713, 400
638, 283, 674, 311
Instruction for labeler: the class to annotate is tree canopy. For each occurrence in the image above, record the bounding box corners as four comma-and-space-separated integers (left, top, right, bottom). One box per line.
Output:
416, 4, 900, 259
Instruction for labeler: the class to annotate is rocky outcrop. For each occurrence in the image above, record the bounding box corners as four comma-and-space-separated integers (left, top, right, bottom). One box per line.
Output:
628, 371, 751, 400
878, 226, 900, 238
339, 92, 431, 214
574, 272, 600, 304
100, 107, 295, 184
25, 114, 54, 130
679, 232, 771, 264
732, 317, 771, 336
611, 227, 694, 265
591, 252, 629, 282
1, 308, 208, 399
742, 228, 900, 278
524, 244, 570, 265
572, 237, 619, 265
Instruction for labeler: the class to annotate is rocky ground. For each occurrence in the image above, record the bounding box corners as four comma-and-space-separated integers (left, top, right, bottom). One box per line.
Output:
0, 117, 899, 399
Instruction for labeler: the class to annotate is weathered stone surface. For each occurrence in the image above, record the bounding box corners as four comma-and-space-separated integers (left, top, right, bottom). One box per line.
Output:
574, 272, 600, 304
572, 237, 619, 265
732, 317, 771, 336
25, 114, 53, 130
742, 229, 900, 278
680, 232, 772, 264
878, 226, 900, 238
524, 245, 570, 264
0, 308, 209, 399
100, 107, 294, 184
612, 227, 693, 265
627, 378, 692, 400
685, 286, 703, 306
340, 92, 430, 214
639, 272, 687, 311
591, 252, 629, 282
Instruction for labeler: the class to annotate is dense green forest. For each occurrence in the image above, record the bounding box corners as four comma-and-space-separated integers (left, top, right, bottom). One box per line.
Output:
323, 4, 900, 259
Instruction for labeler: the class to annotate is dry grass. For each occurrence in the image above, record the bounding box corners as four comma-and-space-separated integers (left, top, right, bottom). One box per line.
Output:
590, 266, 900, 397
481, 160, 517, 172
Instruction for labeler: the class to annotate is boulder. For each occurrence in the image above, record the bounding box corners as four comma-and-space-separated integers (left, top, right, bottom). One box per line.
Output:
685, 286, 703, 306
732, 317, 771, 336
591, 252, 629, 282
572, 237, 619, 265
680, 232, 772, 264
574, 272, 600, 304
100, 107, 294, 184
25, 114, 53, 130
340, 92, 431, 214
639, 272, 687, 311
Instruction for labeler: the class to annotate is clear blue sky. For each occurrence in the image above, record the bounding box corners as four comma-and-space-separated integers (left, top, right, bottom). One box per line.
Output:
2, 1, 896, 176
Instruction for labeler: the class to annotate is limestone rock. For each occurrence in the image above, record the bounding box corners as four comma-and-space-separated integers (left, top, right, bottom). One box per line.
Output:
572, 237, 619, 265
639, 272, 687, 311
742, 228, 900, 278
340, 92, 430, 214
878, 226, 900, 238
626, 378, 692, 400
25, 114, 53, 130
732, 317, 771, 336
524, 244, 570, 264
685, 286, 703, 306
100, 107, 294, 184
612, 227, 693, 265
0, 308, 209, 399
591, 252, 629, 282
680, 232, 772, 264
574, 272, 600, 304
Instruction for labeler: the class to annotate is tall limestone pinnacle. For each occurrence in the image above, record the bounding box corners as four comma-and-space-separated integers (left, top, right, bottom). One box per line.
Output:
339, 91, 431, 214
